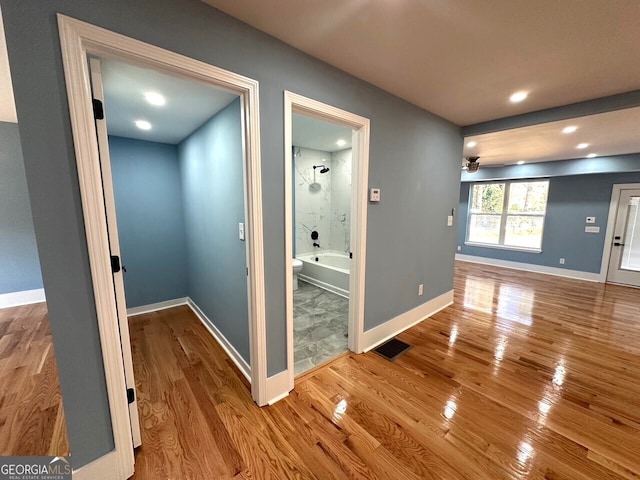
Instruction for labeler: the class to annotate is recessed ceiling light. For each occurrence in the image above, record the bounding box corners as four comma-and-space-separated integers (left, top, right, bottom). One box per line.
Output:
517, 161, 525, 165
144, 92, 165, 106
562, 126, 577, 134
336, 139, 346, 147
586, 153, 597, 158
466, 141, 477, 148
135, 120, 151, 131
509, 91, 528, 103
577, 143, 589, 149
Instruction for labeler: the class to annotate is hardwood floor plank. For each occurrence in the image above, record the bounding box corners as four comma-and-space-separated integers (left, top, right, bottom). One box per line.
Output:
3, 261, 640, 479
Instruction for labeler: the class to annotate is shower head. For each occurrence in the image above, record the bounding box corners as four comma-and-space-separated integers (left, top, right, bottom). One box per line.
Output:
313, 165, 330, 174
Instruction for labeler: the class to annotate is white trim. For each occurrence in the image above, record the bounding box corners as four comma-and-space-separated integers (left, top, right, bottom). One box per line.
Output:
600, 183, 640, 282
187, 298, 251, 382
284, 91, 370, 396
298, 274, 349, 298
72, 450, 120, 480
464, 242, 542, 254
362, 290, 454, 352
57, 14, 267, 476
265, 370, 291, 405
0, 288, 46, 308
456, 254, 602, 282
126, 298, 188, 317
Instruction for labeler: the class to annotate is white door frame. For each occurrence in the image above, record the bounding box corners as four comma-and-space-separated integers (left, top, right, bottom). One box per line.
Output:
88, 57, 142, 449
600, 183, 640, 282
58, 15, 267, 479
284, 91, 370, 391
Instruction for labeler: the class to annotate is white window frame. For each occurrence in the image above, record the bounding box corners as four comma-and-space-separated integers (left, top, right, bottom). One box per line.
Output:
465, 180, 549, 253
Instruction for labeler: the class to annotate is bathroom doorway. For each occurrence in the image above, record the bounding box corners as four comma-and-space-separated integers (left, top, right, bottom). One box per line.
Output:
291, 116, 353, 374
284, 92, 370, 385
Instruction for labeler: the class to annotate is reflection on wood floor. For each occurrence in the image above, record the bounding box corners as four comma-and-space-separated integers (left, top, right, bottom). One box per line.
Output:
129, 261, 640, 479
0, 302, 69, 456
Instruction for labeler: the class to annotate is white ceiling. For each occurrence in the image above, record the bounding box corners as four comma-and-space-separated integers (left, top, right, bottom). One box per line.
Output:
464, 107, 640, 166
203, 0, 640, 126
102, 59, 238, 144
292, 113, 352, 152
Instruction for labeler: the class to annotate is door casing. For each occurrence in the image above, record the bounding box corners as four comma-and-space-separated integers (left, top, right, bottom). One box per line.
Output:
283, 91, 371, 393
600, 183, 640, 284
58, 14, 266, 479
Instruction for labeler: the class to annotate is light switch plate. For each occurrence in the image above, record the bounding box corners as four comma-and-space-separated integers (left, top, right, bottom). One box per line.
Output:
238, 222, 245, 240
586, 216, 596, 224
447, 215, 454, 226
369, 188, 381, 202
585, 226, 600, 233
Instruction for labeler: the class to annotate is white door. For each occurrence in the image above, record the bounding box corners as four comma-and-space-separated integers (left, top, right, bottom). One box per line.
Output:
607, 188, 640, 287
89, 57, 142, 447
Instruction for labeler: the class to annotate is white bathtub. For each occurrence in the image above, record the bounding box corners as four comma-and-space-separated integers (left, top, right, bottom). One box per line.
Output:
297, 251, 350, 298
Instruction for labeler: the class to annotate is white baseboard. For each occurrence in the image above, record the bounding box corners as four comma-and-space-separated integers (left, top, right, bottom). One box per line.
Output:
126, 297, 188, 316
298, 274, 349, 298
362, 289, 454, 352
0, 288, 46, 309
455, 254, 602, 282
186, 298, 251, 383
265, 369, 291, 405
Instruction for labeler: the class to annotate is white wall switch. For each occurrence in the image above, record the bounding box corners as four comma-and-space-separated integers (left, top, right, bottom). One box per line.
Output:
238, 222, 245, 240
586, 216, 596, 224
585, 226, 600, 233
369, 188, 381, 202
447, 215, 454, 226
559, 258, 565, 265
457, 245, 461, 251
418, 284, 424, 296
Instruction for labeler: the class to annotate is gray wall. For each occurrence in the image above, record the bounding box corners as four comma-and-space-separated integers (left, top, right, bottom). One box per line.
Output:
179, 98, 250, 364
458, 171, 640, 272
1, 0, 461, 466
109, 136, 188, 308
0, 121, 43, 294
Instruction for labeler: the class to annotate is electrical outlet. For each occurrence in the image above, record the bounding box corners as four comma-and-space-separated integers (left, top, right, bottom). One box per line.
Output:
418, 284, 424, 296
559, 258, 565, 265
457, 245, 461, 251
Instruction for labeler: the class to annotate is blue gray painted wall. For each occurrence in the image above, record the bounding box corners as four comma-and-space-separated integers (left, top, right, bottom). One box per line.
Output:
108, 136, 188, 308
458, 171, 640, 272
179, 98, 250, 364
0, 121, 43, 294
1, 0, 461, 465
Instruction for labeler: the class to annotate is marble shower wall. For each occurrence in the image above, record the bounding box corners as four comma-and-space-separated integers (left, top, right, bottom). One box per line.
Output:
294, 146, 352, 255
330, 149, 352, 254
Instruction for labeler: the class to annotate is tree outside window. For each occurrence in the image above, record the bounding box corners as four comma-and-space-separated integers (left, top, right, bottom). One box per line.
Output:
467, 181, 549, 250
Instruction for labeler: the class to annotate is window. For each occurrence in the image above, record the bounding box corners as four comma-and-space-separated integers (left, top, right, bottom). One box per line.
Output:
467, 180, 549, 251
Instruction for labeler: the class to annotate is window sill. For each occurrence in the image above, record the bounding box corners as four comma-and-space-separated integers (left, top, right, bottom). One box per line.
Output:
464, 242, 542, 254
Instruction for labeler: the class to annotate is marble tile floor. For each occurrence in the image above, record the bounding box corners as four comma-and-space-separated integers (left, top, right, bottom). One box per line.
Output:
294, 280, 349, 375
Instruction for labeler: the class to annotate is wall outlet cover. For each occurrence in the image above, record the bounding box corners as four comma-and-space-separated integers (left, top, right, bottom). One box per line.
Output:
369, 188, 381, 202
418, 284, 424, 296
586, 216, 596, 224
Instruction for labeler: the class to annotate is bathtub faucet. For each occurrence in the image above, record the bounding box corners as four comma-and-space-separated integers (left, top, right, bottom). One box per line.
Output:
313, 242, 320, 248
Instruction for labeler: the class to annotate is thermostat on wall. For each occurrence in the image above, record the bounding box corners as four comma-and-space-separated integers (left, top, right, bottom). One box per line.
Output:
369, 188, 381, 202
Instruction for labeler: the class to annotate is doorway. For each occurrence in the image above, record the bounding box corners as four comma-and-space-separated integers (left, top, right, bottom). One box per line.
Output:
284, 91, 370, 388
58, 15, 266, 479
291, 116, 353, 375
606, 185, 640, 287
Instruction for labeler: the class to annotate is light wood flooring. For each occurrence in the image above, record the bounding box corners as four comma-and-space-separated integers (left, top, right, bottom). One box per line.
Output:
0, 302, 69, 456
3, 261, 640, 479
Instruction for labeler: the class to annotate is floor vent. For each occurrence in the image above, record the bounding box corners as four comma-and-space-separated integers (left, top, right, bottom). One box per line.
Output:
373, 338, 412, 361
